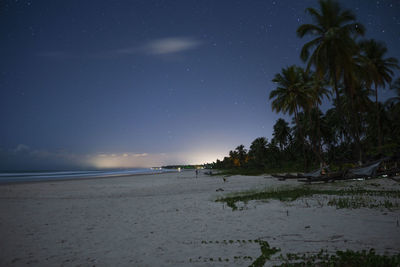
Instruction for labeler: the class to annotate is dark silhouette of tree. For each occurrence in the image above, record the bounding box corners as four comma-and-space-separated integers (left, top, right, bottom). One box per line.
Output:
210, 0, 400, 172
270, 65, 313, 170
272, 119, 290, 151
359, 39, 399, 153
235, 145, 248, 167
385, 78, 400, 145
249, 137, 268, 168
305, 72, 330, 166
297, 0, 364, 118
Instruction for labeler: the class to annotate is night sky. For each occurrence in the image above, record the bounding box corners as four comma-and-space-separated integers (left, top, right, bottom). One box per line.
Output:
1, 0, 399, 170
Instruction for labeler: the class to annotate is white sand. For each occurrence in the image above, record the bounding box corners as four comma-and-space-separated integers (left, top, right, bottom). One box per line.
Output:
0, 170, 399, 266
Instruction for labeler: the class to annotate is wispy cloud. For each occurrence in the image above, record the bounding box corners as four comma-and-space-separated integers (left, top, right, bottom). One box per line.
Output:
143, 37, 202, 55
116, 37, 202, 56
13, 144, 30, 153
38, 37, 202, 60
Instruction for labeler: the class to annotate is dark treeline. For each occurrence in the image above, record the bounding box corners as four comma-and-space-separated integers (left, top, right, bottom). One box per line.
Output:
210, 0, 400, 173
162, 165, 202, 169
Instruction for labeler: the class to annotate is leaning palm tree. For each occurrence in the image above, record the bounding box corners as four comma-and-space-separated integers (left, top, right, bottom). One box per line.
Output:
297, 0, 365, 116
358, 39, 399, 152
269, 65, 312, 170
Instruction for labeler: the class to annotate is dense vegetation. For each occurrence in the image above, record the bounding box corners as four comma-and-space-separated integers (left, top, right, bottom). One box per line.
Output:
162, 165, 202, 169
210, 0, 399, 173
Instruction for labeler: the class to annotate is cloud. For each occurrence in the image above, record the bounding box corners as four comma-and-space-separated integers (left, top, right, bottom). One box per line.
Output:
38, 37, 202, 60
13, 144, 30, 153
116, 37, 202, 56
144, 37, 202, 55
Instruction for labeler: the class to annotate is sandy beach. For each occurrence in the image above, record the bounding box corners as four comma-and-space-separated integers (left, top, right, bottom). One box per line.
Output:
0, 170, 399, 266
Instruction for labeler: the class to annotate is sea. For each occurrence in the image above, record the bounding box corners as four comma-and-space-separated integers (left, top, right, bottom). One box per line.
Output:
0, 168, 176, 184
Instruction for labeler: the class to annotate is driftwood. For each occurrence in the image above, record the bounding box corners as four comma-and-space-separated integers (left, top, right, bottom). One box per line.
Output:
271, 173, 300, 180
298, 171, 345, 183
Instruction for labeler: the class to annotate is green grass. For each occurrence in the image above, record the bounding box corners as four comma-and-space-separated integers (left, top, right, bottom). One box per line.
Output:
277, 249, 400, 267
328, 196, 400, 210
250, 240, 280, 267
194, 239, 278, 265
216, 186, 400, 210
193, 239, 400, 266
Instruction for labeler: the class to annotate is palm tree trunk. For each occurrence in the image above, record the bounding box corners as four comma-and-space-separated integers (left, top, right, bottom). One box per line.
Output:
309, 106, 324, 167
333, 70, 342, 116
349, 92, 363, 165
343, 71, 363, 165
295, 107, 308, 172
375, 85, 382, 155
315, 105, 325, 168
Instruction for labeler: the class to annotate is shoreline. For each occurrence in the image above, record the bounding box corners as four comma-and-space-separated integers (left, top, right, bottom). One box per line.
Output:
0, 169, 180, 186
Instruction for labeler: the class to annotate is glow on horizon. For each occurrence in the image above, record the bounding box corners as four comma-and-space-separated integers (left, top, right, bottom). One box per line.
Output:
89, 152, 160, 168
88, 150, 227, 168
0, 143, 230, 170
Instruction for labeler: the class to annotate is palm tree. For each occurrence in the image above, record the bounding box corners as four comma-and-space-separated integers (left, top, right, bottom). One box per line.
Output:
235, 145, 247, 167
269, 65, 312, 170
386, 78, 400, 144
269, 66, 312, 118
272, 119, 290, 151
249, 137, 268, 168
387, 78, 400, 104
228, 150, 239, 167
307, 72, 330, 166
359, 39, 399, 153
297, 0, 365, 116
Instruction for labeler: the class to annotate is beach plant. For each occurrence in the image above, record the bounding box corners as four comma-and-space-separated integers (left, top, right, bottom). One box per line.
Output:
328, 196, 400, 210
249, 240, 280, 267
192, 239, 268, 264
216, 186, 400, 210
